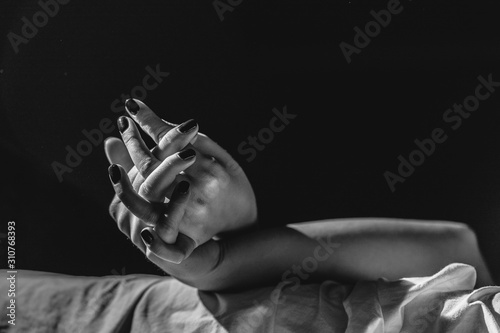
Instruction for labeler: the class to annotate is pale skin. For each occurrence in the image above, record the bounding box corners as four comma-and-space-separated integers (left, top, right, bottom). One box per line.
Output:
105, 99, 494, 291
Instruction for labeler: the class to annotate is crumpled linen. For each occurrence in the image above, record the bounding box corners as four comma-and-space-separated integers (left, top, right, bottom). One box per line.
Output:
1, 264, 499, 332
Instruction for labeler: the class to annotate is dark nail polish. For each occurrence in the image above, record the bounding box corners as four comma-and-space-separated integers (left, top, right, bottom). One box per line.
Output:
177, 119, 197, 134
178, 149, 196, 160
108, 164, 121, 184
141, 229, 154, 246
125, 99, 140, 115
176, 181, 190, 195
117, 116, 128, 133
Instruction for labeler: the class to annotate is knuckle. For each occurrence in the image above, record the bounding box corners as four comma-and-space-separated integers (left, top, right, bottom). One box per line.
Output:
116, 214, 131, 236
139, 182, 156, 200
158, 219, 176, 237
142, 206, 162, 225
108, 196, 121, 220
156, 126, 172, 143
115, 186, 128, 203
122, 131, 137, 146
138, 157, 156, 176
118, 221, 131, 238
130, 171, 145, 191
141, 111, 157, 123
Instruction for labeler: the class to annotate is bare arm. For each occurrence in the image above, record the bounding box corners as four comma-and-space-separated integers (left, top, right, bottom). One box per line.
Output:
105, 100, 493, 291
178, 218, 494, 291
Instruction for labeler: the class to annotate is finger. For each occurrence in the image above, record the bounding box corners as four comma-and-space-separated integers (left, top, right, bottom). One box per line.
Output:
152, 119, 199, 160
160, 117, 198, 145
108, 164, 162, 225
139, 149, 196, 202
118, 116, 160, 178
194, 134, 243, 175
141, 228, 197, 264
125, 98, 175, 144
129, 218, 149, 253
155, 181, 190, 244
104, 137, 134, 172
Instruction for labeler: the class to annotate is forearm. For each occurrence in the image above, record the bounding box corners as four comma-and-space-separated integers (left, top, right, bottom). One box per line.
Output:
192, 227, 325, 291
289, 218, 494, 287
187, 218, 493, 291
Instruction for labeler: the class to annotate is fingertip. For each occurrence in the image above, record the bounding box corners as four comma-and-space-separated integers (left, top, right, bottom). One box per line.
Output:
134, 99, 149, 108
104, 136, 118, 147
156, 124, 199, 160
177, 148, 196, 161
104, 136, 123, 158
108, 164, 122, 184
125, 98, 141, 115
177, 119, 198, 134
119, 114, 140, 135
141, 227, 185, 264
140, 227, 155, 247
125, 99, 153, 117
104, 137, 115, 163
105, 136, 135, 172
173, 181, 190, 198
117, 116, 130, 133
104, 136, 118, 153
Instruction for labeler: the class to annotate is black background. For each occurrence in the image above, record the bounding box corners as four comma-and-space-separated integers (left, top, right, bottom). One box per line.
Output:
1, 0, 499, 281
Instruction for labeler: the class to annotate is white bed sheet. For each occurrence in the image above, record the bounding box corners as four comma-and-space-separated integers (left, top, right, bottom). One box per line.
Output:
1, 263, 499, 332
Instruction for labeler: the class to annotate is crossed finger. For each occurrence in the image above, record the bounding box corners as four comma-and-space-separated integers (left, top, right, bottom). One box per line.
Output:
140, 228, 196, 264
124, 98, 242, 173
118, 115, 198, 179
125, 99, 176, 144
108, 164, 194, 246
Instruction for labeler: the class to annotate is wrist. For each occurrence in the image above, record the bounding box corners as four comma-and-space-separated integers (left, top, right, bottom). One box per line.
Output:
172, 240, 224, 290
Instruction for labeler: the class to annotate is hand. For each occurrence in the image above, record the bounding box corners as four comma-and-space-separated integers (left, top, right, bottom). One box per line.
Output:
108, 161, 222, 284
105, 99, 257, 263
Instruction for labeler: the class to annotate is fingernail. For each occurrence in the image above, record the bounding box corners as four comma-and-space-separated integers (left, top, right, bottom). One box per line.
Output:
141, 229, 154, 246
177, 119, 197, 134
176, 181, 190, 195
178, 149, 196, 160
108, 164, 121, 184
117, 116, 128, 133
125, 98, 140, 115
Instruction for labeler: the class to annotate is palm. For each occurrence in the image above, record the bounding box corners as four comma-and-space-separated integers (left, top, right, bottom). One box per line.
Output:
118, 144, 256, 247
181, 160, 256, 242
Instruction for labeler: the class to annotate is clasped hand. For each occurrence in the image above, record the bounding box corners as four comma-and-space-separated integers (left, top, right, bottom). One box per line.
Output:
105, 99, 257, 278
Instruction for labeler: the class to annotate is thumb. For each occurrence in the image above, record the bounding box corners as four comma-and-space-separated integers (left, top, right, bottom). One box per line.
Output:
104, 137, 134, 172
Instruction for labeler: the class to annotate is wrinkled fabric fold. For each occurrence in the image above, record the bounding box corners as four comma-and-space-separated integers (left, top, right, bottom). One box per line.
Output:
1, 264, 499, 332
